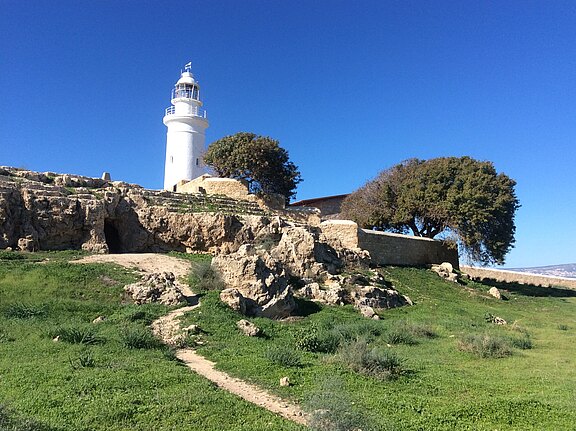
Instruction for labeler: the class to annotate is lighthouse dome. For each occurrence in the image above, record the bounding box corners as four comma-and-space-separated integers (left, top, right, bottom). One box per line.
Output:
176, 71, 197, 86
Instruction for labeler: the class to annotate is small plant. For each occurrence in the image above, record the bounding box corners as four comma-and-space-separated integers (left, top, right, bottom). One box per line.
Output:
51, 325, 103, 345
558, 324, 569, 331
337, 338, 405, 380
4, 303, 47, 319
510, 334, 533, 350
458, 334, 513, 358
189, 261, 225, 292
121, 326, 160, 349
265, 345, 302, 367
295, 326, 340, 353
306, 377, 377, 431
69, 350, 96, 369
384, 326, 417, 345
331, 320, 383, 342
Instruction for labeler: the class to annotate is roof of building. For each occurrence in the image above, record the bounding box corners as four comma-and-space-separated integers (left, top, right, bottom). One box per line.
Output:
289, 193, 349, 207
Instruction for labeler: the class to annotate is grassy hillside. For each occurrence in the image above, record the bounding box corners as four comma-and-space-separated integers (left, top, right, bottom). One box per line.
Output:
183, 266, 576, 430
1, 251, 575, 430
0, 252, 304, 431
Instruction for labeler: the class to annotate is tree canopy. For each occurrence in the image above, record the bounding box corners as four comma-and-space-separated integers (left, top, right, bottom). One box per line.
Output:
341, 157, 520, 265
203, 132, 302, 202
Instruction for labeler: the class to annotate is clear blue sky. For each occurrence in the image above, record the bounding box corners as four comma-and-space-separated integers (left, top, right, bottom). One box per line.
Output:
1, 1, 575, 268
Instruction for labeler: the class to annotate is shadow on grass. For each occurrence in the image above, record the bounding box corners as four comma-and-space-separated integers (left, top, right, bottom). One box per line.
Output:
294, 297, 322, 317
480, 279, 576, 298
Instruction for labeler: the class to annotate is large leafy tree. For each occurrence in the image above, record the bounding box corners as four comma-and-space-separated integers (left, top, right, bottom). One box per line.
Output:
203, 132, 302, 202
341, 157, 520, 265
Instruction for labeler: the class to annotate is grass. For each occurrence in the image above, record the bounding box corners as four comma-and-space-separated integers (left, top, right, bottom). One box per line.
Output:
2, 252, 576, 430
0, 253, 305, 431
179, 265, 576, 431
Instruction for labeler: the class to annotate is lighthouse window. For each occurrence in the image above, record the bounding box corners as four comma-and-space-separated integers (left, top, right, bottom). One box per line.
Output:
170, 156, 173, 164
196, 158, 199, 166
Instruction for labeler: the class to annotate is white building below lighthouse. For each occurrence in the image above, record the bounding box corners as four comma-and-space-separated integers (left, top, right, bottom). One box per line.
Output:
163, 63, 209, 191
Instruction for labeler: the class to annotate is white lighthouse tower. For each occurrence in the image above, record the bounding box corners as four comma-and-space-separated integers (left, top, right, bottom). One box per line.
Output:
163, 62, 209, 191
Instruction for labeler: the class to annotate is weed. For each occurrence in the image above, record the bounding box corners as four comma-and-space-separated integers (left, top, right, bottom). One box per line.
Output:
265, 345, 302, 367
69, 350, 96, 369
306, 377, 377, 431
4, 303, 47, 319
509, 334, 533, 350
121, 326, 161, 349
385, 326, 417, 345
51, 325, 103, 345
337, 338, 405, 380
295, 326, 340, 353
458, 334, 513, 358
557, 324, 569, 331
331, 320, 383, 342
189, 261, 225, 292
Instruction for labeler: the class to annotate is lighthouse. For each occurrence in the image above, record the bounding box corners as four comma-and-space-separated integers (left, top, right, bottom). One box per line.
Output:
163, 63, 209, 191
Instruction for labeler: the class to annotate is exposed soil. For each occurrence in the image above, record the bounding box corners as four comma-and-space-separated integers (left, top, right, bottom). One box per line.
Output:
74, 253, 308, 426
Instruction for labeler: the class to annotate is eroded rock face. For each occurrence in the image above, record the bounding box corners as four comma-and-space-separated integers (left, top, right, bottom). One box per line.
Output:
0, 167, 282, 254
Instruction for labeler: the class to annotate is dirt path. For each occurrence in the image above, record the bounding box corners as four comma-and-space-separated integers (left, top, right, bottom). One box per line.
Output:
75, 253, 308, 426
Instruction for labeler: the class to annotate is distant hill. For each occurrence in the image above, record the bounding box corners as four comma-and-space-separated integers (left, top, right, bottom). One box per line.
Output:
508, 263, 576, 279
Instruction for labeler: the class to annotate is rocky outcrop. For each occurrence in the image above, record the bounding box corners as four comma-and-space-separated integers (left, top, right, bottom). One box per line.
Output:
0, 167, 413, 319
0, 167, 286, 254
296, 269, 412, 316
431, 262, 460, 283
123, 272, 185, 305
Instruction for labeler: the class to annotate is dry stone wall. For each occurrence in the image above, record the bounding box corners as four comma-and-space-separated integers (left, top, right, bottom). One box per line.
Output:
462, 266, 576, 290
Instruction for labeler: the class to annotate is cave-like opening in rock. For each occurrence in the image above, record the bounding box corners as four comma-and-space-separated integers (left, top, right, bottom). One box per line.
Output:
104, 219, 122, 253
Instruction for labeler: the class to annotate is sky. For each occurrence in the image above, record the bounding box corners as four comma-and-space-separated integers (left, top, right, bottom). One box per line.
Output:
1, 0, 575, 268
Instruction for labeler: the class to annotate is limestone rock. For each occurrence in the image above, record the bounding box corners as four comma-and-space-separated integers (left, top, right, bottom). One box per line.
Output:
354, 286, 412, 309
280, 376, 291, 387
124, 272, 184, 305
92, 315, 106, 324
236, 319, 261, 337
488, 287, 502, 299
431, 262, 460, 283
219, 288, 247, 315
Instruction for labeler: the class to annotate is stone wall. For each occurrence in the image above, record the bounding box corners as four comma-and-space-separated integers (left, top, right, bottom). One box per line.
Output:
462, 266, 576, 290
318, 219, 459, 268
177, 175, 255, 201
358, 230, 459, 268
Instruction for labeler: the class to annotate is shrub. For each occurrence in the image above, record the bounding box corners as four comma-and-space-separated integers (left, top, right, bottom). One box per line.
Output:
306, 377, 377, 431
458, 334, 513, 358
331, 320, 383, 342
51, 325, 103, 345
558, 324, 569, 331
265, 345, 302, 367
121, 326, 161, 349
295, 327, 340, 353
510, 334, 533, 350
4, 303, 47, 319
337, 338, 404, 380
189, 261, 225, 292
384, 327, 417, 345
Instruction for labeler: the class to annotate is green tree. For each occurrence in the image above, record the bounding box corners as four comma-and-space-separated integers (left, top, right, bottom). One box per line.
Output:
341, 157, 520, 265
203, 132, 302, 202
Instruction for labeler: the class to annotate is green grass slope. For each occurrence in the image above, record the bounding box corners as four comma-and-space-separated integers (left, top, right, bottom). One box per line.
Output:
0, 253, 304, 431
183, 266, 576, 430
1, 251, 575, 430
